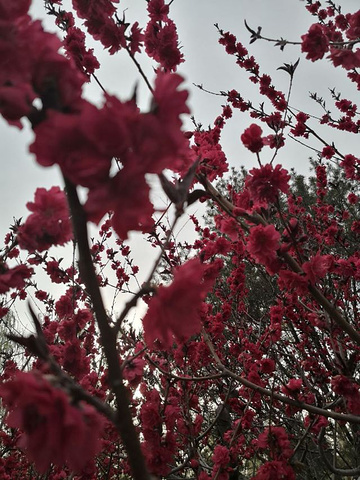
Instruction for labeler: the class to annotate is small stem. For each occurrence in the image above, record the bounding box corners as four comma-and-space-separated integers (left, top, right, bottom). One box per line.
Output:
145, 354, 223, 382
125, 46, 154, 94
91, 73, 107, 94
270, 70, 294, 165
245, 26, 360, 49
114, 209, 182, 332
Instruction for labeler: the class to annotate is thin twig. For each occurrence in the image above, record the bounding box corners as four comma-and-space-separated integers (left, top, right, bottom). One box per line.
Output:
114, 209, 182, 332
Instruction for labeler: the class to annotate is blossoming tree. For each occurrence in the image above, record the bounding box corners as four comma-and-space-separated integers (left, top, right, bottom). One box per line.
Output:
0, 0, 359, 479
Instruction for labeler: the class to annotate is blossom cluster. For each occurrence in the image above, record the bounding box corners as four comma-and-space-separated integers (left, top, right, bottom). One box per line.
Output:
143, 258, 215, 349
301, 8, 360, 87
0, 371, 104, 473
17, 187, 72, 253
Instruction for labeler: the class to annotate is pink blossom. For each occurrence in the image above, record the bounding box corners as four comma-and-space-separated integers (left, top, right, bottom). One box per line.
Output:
17, 187, 73, 253
346, 11, 360, 40
153, 72, 189, 127
301, 24, 329, 61
72, 0, 124, 54
63, 26, 100, 77
140, 389, 162, 430
257, 426, 293, 459
192, 128, 229, 181
144, 19, 184, 71
45, 260, 68, 284
85, 169, 154, 240
63, 340, 90, 379
282, 379, 302, 395
142, 259, 214, 349
340, 154, 360, 180
55, 294, 74, 319
247, 225, 281, 274
348, 193, 358, 204
329, 47, 360, 70
241, 124, 264, 153
128, 22, 144, 55
260, 358, 275, 374
215, 215, 239, 241
0, 371, 104, 473
147, 0, 169, 22
123, 357, 146, 387
30, 107, 112, 188
321, 146, 335, 159
302, 254, 332, 284
212, 445, 230, 467
245, 164, 290, 205
0, 0, 30, 20
254, 460, 295, 479
219, 31, 237, 54
0, 305, 9, 318
0, 84, 35, 126
331, 375, 360, 414
0, 264, 33, 294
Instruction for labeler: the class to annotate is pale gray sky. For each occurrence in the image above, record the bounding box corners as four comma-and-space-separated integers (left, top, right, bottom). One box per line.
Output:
1, 0, 359, 234
0, 0, 359, 232
1, 0, 359, 326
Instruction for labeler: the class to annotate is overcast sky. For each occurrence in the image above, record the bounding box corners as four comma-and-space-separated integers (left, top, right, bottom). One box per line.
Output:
1, 0, 359, 327
1, 0, 359, 231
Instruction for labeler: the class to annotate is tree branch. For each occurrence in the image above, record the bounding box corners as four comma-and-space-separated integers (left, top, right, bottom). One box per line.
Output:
203, 331, 360, 424
64, 177, 150, 480
198, 175, 360, 346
